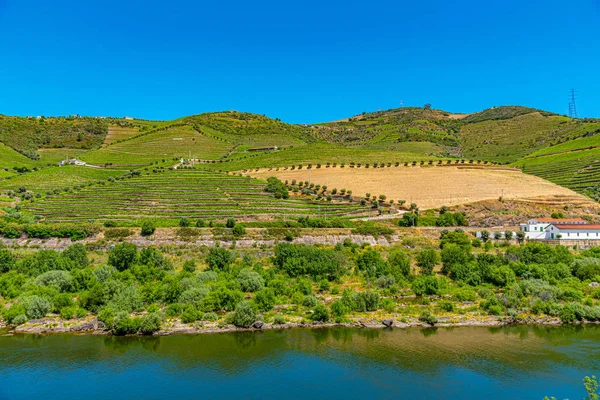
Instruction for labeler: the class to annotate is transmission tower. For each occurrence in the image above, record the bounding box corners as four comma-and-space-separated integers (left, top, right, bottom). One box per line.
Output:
568, 89, 578, 119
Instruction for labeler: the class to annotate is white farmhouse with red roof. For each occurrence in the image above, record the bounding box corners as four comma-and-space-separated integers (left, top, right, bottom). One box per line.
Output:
520, 217, 600, 240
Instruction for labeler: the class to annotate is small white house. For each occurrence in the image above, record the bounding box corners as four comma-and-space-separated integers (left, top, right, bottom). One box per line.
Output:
519, 218, 586, 240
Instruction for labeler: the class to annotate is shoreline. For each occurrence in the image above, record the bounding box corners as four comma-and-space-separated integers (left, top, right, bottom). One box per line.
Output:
4, 314, 596, 337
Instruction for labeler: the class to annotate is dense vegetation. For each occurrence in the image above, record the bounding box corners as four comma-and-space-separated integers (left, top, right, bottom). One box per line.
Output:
1, 230, 599, 335
0, 115, 108, 158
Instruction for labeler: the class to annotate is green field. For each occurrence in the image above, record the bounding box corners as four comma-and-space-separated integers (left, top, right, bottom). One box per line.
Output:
0, 166, 127, 192
0, 142, 34, 171
211, 142, 443, 171
82, 125, 233, 165
22, 169, 370, 224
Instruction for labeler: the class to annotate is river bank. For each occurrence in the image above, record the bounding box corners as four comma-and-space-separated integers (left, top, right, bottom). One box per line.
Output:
3, 313, 578, 336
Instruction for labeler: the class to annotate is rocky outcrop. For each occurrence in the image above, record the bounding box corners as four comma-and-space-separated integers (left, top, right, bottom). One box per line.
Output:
252, 321, 265, 329
382, 319, 394, 327
13, 317, 106, 334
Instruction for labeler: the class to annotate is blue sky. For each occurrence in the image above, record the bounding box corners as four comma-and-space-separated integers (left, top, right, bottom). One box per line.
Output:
0, 0, 598, 123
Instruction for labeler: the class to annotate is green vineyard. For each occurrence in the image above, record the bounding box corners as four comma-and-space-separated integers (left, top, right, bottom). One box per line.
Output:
24, 169, 370, 224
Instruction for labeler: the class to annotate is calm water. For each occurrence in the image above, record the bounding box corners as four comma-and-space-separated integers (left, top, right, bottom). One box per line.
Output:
1, 326, 599, 400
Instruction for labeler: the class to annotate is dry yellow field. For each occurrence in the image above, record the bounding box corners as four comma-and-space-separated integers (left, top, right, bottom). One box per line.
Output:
248, 166, 585, 209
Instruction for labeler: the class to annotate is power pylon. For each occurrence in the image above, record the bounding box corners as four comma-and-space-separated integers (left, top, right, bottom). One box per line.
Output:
568, 89, 578, 119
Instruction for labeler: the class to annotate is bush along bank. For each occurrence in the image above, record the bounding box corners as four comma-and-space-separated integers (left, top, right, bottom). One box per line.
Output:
1, 231, 600, 336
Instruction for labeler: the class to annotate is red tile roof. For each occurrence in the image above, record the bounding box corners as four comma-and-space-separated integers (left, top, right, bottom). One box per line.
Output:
553, 224, 600, 230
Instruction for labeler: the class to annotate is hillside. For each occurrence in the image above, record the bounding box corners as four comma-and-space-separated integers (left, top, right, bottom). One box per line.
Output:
249, 164, 586, 209
1, 106, 599, 224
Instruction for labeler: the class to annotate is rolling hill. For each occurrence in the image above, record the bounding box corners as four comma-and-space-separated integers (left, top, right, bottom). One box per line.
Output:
1, 105, 599, 225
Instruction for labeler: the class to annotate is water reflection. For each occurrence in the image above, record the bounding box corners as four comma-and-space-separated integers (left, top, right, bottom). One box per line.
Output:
1, 326, 599, 400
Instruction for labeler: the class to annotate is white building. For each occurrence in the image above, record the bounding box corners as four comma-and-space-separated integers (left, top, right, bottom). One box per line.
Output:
546, 224, 600, 240
520, 217, 600, 240
520, 218, 586, 239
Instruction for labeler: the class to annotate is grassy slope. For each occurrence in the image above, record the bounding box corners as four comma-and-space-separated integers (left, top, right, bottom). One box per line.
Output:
0, 115, 108, 158
0, 166, 127, 192
314, 107, 462, 156
460, 113, 569, 162
0, 142, 34, 169
82, 125, 233, 165
211, 142, 441, 171
2, 107, 600, 209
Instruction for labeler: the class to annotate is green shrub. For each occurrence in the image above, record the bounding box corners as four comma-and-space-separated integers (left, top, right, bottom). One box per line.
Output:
108, 242, 138, 271
201, 285, 243, 312
35, 270, 73, 292
139, 312, 163, 334
356, 248, 390, 278
197, 271, 218, 284
453, 288, 477, 302
182, 260, 196, 273
560, 304, 578, 323
416, 249, 440, 275
233, 301, 256, 327
352, 291, 380, 312
22, 295, 52, 319
237, 269, 265, 292
381, 298, 396, 313
181, 307, 201, 324
330, 300, 347, 317
60, 306, 77, 320
310, 303, 330, 322
303, 295, 318, 307
265, 177, 290, 199
419, 310, 437, 325
375, 275, 396, 289
487, 305, 503, 315
62, 244, 89, 268
53, 292, 74, 311
141, 220, 156, 236
104, 228, 133, 240
93, 264, 117, 282
0, 249, 16, 273
387, 250, 411, 278
113, 313, 141, 335
206, 248, 233, 270
202, 312, 218, 322
12, 314, 28, 325
254, 288, 276, 312
274, 243, 347, 281
412, 276, 441, 296
179, 287, 210, 309
273, 314, 286, 325
232, 225, 246, 236
179, 218, 191, 227
437, 300, 455, 312
2, 303, 26, 324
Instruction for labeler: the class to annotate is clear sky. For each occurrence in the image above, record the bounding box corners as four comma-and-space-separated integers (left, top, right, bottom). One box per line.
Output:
0, 0, 598, 123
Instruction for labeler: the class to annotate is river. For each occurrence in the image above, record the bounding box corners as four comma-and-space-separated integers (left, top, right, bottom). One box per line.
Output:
1, 325, 599, 399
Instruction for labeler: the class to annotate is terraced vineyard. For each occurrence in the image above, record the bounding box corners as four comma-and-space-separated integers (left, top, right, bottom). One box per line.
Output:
518, 148, 600, 201
24, 169, 370, 224
82, 125, 233, 165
